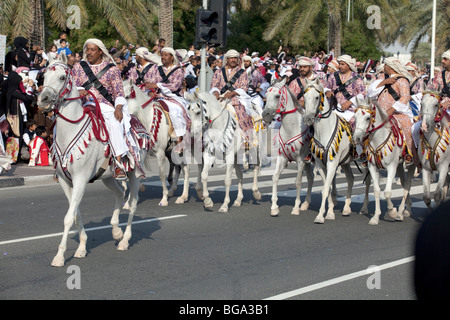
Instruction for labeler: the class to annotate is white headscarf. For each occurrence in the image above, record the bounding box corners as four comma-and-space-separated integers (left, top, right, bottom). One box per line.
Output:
83, 38, 115, 65
161, 47, 179, 65
223, 49, 240, 67
384, 57, 413, 82
405, 62, 419, 77
297, 56, 315, 67
337, 54, 357, 72
442, 50, 450, 60
135, 47, 162, 66
328, 59, 339, 72
242, 55, 253, 67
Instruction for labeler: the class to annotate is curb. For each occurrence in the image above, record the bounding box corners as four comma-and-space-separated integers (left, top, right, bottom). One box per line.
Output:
0, 174, 55, 189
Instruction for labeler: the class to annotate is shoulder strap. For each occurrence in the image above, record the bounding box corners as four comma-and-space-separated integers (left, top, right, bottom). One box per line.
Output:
296, 77, 305, 100
385, 76, 409, 101
158, 65, 181, 83
410, 78, 419, 92
80, 61, 115, 105
220, 68, 245, 94
334, 72, 361, 100
442, 70, 450, 97
136, 63, 153, 85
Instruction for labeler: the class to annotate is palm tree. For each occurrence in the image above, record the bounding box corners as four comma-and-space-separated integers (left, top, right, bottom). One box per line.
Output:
261, 0, 403, 57
159, 0, 174, 47
393, 0, 450, 64
0, 0, 158, 47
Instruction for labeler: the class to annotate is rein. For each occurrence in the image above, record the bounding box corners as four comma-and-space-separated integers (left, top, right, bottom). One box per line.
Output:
304, 86, 329, 120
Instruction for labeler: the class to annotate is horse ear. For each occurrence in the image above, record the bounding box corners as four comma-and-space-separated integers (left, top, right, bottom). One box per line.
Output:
59, 51, 68, 65
279, 76, 287, 87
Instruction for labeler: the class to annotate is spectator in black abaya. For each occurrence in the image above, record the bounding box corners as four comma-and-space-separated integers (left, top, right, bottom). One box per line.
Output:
5, 71, 34, 161
12, 37, 33, 70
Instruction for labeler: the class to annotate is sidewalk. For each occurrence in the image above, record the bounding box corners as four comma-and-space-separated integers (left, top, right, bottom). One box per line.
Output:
0, 163, 55, 188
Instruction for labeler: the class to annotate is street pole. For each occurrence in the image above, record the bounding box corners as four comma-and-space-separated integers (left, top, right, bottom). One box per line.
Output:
199, 0, 208, 92
430, 0, 436, 79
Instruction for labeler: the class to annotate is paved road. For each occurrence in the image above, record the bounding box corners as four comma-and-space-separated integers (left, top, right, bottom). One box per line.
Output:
0, 162, 433, 302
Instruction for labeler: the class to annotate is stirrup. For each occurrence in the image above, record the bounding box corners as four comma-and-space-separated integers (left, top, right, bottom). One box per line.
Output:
114, 166, 127, 181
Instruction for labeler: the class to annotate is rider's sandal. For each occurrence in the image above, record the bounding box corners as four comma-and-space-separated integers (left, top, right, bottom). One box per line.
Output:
114, 166, 127, 181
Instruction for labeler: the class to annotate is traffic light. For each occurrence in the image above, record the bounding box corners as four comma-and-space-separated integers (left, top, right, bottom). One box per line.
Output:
195, 0, 228, 47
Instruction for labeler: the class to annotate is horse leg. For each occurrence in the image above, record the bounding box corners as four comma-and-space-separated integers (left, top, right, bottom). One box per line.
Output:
434, 165, 449, 206
315, 164, 335, 224
51, 178, 87, 267
292, 160, 305, 215
175, 164, 190, 204
233, 160, 244, 207
360, 168, 371, 215
219, 163, 234, 213
396, 164, 414, 221
168, 164, 181, 198
103, 177, 126, 242
340, 163, 354, 216
195, 163, 204, 200
270, 156, 287, 216
368, 165, 382, 225
202, 153, 215, 208
157, 150, 169, 206
385, 164, 398, 220
252, 164, 262, 201
422, 169, 433, 211
116, 175, 140, 250
300, 162, 314, 211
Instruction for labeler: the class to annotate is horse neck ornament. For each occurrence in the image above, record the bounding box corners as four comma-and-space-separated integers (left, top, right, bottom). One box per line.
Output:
264, 80, 311, 162
420, 91, 450, 169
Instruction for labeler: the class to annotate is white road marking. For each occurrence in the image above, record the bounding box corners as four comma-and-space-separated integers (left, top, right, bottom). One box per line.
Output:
0, 214, 186, 246
264, 256, 415, 300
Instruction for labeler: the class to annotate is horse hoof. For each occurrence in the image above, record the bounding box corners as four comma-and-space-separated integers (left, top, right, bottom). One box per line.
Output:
369, 218, 379, 225
204, 198, 214, 208
139, 184, 146, 192
300, 202, 309, 211
342, 208, 352, 216
175, 196, 186, 204
117, 241, 129, 251
232, 200, 242, 207
218, 206, 228, 213
403, 210, 411, 218
196, 190, 205, 200
253, 191, 262, 201
314, 217, 325, 224
271, 208, 279, 217
388, 208, 397, 219
395, 215, 404, 222
74, 249, 87, 259
159, 199, 169, 206
291, 208, 300, 215
325, 212, 335, 220
51, 256, 65, 267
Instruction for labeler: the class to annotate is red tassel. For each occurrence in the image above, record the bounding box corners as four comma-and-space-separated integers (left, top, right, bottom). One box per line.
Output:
79, 146, 84, 155
70, 154, 73, 163
84, 140, 88, 148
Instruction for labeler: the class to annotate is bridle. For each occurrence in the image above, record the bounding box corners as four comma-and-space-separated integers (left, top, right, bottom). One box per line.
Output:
42, 62, 75, 107
267, 85, 298, 116
303, 86, 327, 120
422, 91, 444, 124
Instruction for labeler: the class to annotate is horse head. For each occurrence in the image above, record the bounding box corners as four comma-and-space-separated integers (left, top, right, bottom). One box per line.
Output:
38, 52, 72, 112
353, 96, 375, 145
303, 77, 325, 126
262, 77, 287, 124
421, 91, 442, 133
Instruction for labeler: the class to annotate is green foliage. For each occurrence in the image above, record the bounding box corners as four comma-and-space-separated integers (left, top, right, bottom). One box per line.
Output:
342, 20, 384, 61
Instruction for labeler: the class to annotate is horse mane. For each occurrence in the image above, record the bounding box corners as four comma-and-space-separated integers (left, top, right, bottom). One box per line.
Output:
271, 76, 302, 110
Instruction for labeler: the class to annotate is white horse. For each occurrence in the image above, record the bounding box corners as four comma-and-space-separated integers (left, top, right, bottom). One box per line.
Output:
261, 77, 314, 216
303, 78, 354, 224
184, 91, 262, 213
353, 99, 414, 225
123, 81, 190, 205
418, 90, 450, 209
37, 54, 149, 267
